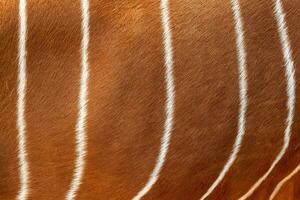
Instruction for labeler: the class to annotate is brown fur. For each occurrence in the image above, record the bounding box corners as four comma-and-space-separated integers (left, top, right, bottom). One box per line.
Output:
0, 0, 299, 199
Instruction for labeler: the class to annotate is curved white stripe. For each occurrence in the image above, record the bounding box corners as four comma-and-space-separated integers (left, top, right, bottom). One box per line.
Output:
16, 0, 30, 199
65, 0, 90, 199
132, 0, 175, 199
239, 1, 296, 199
199, 0, 248, 199
269, 163, 300, 200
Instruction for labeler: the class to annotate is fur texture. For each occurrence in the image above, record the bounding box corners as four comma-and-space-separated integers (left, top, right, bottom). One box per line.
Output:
0, 0, 300, 200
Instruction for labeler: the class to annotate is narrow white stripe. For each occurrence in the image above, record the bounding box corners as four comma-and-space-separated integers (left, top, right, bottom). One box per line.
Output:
132, 0, 175, 199
270, 164, 300, 200
199, 0, 248, 199
16, 0, 30, 199
65, 0, 90, 199
239, 0, 296, 199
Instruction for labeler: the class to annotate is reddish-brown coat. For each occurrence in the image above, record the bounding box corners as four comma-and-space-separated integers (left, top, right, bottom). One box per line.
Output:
0, 0, 299, 199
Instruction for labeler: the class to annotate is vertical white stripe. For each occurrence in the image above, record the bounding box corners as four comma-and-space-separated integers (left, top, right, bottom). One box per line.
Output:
65, 0, 90, 199
239, 0, 296, 199
16, 0, 30, 199
132, 0, 175, 199
269, 163, 300, 200
199, 0, 248, 199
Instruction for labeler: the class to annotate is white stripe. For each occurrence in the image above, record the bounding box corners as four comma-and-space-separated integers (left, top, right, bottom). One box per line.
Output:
16, 0, 30, 199
132, 0, 175, 199
269, 163, 300, 200
65, 0, 90, 199
239, 0, 296, 199
199, 0, 248, 199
